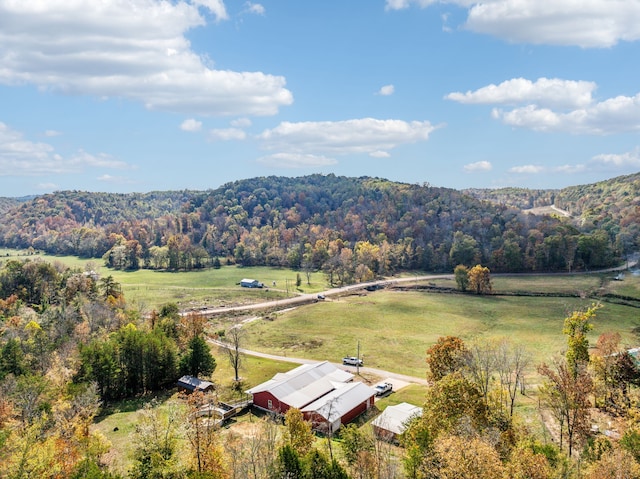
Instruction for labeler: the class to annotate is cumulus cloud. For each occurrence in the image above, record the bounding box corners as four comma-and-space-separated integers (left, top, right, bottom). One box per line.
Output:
209, 128, 247, 141
257, 153, 337, 168
385, 0, 640, 48
492, 93, 640, 134
180, 119, 203, 132
44, 130, 62, 137
0, 122, 130, 176
378, 84, 395, 96
446, 78, 596, 109
258, 118, 439, 159
504, 148, 640, 179
449, 76, 640, 135
508, 165, 546, 174
0, 1, 292, 116
592, 147, 640, 168
463, 161, 492, 173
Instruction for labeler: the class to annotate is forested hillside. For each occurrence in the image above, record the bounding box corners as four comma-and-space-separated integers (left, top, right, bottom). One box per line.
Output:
0, 173, 638, 278
0, 197, 21, 215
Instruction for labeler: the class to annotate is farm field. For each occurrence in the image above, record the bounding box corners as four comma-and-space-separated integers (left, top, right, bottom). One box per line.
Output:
241, 289, 640, 379
0, 248, 327, 310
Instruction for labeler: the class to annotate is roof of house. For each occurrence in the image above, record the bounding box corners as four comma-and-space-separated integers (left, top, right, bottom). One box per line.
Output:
240, 278, 258, 283
301, 381, 376, 423
371, 402, 423, 435
246, 361, 353, 405
177, 375, 214, 392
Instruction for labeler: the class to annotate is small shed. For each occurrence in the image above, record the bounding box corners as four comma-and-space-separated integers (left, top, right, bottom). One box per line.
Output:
177, 375, 215, 393
372, 402, 422, 443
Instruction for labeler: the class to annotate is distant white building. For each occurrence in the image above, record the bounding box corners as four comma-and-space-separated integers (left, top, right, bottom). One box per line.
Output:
372, 402, 422, 442
240, 278, 263, 288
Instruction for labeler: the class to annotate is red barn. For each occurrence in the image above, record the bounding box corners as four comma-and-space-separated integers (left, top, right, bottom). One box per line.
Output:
246, 361, 375, 430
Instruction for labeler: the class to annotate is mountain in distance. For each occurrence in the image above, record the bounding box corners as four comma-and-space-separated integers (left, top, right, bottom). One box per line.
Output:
0, 172, 638, 275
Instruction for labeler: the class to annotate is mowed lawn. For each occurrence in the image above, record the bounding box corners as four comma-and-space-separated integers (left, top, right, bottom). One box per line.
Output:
243, 290, 640, 379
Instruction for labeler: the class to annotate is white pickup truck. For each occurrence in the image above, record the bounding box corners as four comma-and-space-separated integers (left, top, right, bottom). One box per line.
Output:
342, 356, 363, 366
374, 382, 393, 396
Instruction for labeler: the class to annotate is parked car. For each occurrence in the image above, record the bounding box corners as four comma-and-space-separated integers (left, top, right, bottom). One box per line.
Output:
317, 294, 326, 300
374, 382, 393, 396
342, 356, 363, 366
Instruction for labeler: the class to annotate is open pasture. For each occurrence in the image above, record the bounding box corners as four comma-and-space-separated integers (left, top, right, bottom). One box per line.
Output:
0, 249, 326, 310
243, 289, 640, 379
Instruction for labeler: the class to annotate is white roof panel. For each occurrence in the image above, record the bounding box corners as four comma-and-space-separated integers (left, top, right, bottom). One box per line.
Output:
371, 402, 423, 435
246, 361, 353, 401
301, 382, 376, 423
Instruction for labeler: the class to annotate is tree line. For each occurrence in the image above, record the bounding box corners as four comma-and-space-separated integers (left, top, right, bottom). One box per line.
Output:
0, 174, 635, 284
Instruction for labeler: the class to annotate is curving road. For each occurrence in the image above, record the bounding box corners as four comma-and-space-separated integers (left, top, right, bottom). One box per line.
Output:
209, 337, 429, 387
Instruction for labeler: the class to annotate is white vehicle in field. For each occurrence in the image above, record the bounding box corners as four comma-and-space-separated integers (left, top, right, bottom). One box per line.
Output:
342, 356, 363, 366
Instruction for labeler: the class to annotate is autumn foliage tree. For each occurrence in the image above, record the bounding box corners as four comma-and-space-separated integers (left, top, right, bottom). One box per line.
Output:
468, 264, 492, 294
538, 360, 592, 457
426, 336, 470, 382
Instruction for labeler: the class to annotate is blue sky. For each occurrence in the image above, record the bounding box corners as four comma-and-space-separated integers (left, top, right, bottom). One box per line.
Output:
1, 0, 640, 196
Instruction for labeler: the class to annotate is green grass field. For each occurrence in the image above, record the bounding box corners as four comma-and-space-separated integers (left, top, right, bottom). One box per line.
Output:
242, 289, 640, 379
0, 249, 328, 311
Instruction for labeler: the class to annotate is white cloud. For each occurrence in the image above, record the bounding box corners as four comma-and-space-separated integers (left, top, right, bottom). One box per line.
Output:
370, 151, 391, 158
385, 0, 435, 11
463, 161, 492, 173
231, 117, 252, 128
0, 122, 130, 176
0, 1, 292, 116
258, 118, 439, 158
447, 78, 596, 109
244, 2, 265, 15
97, 174, 135, 184
378, 84, 395, 96
44, 130, 62, 137
591, 147, 640, 167
209, 128, 247, 141
192, 0, 228, 21
493, 93, 640, 134
257, 153, 337, 168
553, 164, 587, 174
508, 165, 546, 174
181, 119, 203, 132
503, 148, 640, 178
386, 0, 640, 48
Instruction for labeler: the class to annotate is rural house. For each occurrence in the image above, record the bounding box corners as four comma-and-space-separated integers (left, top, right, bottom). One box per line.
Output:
246, 361, 376, 431
371, 402, 422, 443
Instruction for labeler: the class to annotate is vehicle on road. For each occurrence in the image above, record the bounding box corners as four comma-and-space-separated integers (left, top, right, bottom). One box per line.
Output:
374, 382, 393, 396
342, 356, 363, 366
